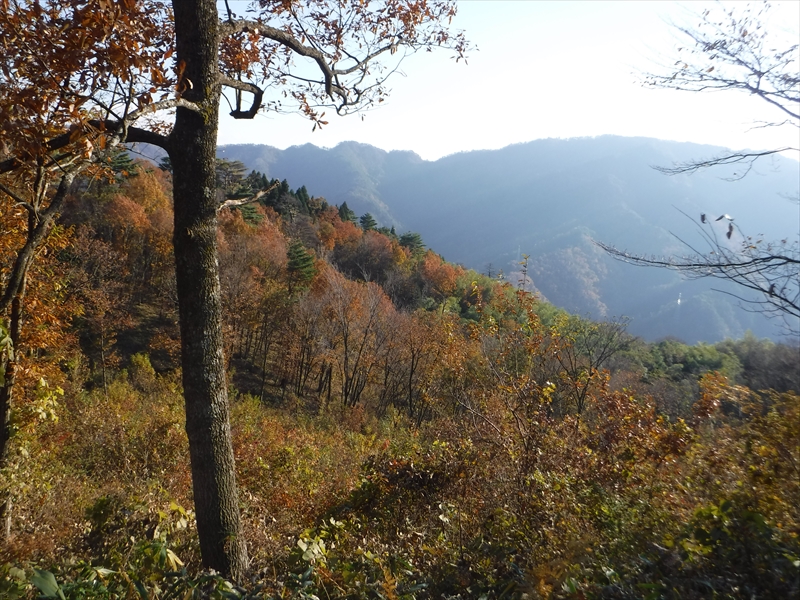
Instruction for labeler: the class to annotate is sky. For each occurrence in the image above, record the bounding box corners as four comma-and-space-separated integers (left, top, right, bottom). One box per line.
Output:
217, 1, 800, 162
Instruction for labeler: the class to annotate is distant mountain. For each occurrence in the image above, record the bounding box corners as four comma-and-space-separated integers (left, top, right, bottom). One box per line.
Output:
215, 136, 799, 343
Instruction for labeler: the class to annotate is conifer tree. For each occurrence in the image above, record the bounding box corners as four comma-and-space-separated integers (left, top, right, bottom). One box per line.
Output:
158, 156, 173, 174
360, 213, 377, 231
400, 232, 426, 255
108, 149, 139, 179
287, 239, 317, 294
338, 202, 357, 223
295, 186, 311, 215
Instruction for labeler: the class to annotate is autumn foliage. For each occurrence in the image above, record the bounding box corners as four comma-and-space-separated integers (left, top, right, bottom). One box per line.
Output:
0, 162, 798, 598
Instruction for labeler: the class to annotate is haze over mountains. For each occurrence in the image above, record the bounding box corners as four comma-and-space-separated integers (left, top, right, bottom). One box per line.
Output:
215, 136, 799, 343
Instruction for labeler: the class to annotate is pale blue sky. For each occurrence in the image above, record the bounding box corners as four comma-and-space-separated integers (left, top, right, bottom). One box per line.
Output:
217, 1, 800, 161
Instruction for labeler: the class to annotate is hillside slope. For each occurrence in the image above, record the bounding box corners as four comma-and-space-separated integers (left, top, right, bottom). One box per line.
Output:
217, 136, 799, 342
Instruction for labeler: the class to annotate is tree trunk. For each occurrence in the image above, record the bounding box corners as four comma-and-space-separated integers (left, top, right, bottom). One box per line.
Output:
0, 288, 23, 470
169, 0, 247, 579
0, 275, 25, 541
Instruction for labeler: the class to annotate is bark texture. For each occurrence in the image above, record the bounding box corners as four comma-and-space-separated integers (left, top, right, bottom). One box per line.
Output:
169, 0, 247, 579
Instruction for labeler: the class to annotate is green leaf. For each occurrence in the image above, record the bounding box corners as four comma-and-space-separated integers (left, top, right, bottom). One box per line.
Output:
30, 570, 61, 599
134, 580, 149, 600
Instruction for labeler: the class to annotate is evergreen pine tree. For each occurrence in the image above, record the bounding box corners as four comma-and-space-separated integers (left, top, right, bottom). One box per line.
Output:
399, 231, 425, 255
215, 159, 247, 195
158, 156, 173, 173
244, 170, 264, 193
338, 202, 357, 223
296, 185, 311, 215
359, 213, 377, 230
108, 149, 138, 178
286, 239, 316, 293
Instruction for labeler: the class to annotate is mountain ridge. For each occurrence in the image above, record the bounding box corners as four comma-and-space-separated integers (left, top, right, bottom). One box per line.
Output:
214, 136, 799, 342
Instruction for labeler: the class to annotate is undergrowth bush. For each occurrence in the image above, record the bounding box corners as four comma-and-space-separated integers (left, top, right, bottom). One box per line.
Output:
2, 356, 798, 599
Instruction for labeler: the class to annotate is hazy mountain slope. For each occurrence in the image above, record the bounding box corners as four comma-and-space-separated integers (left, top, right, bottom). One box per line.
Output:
218, 142, 401, 226
217, 136, 799, 342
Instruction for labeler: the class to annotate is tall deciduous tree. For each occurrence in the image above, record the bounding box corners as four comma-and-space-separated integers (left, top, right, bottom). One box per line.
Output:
0, 0, 467, 578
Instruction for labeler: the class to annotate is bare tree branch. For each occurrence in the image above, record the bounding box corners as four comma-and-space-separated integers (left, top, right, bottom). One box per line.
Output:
0, 93, 194, 175
646, 14, 799, 119
594, 229, 800, 327
0, 173, 75, 313
0, 181, 33, 210
216, 3, 468, 121
219, 75, 264, 119
653, 147, 796, 179
217, 181, 279, 212
219, 19, 348, 101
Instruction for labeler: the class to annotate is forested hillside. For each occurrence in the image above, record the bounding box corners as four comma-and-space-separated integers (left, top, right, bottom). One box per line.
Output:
215, 136, 800, 343
1, 156, 798, 598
